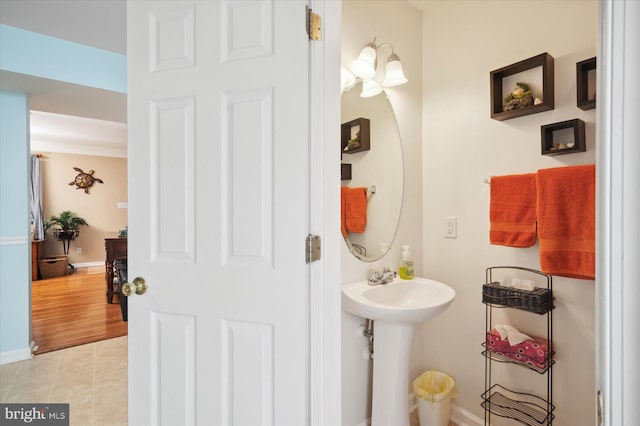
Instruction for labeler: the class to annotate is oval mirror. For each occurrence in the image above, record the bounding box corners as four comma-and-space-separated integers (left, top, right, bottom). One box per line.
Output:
341, 86, 403, 262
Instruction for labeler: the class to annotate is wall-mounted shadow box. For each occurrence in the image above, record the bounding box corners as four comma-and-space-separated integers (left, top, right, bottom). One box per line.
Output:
341, 163, 352, 181
341, 117, 370, 154
541, 119, 586, 156
576, 57, 596, 110
490, 52, 554, 121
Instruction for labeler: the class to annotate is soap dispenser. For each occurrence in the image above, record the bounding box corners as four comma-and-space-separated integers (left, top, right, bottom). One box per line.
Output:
398, 245, 414, 280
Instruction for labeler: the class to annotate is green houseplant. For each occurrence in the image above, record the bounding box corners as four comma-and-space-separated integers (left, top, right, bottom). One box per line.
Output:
45, 210, 89, 242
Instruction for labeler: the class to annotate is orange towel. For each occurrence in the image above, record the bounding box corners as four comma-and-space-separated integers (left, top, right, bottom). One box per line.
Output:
536, 164, 595, 280
340, 187, 347, 237
490, 173, 537, 247
342, 187, 367, 234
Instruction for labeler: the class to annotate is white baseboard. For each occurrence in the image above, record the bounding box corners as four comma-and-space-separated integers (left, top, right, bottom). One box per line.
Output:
349, 395, 482, 426
72, 261, 104, 268
450, 402, 484, 426
0, 347, 33, 365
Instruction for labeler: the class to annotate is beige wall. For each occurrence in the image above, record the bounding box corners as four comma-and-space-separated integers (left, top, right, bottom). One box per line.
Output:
421, 1, 597, 425
39, 152, 127, 265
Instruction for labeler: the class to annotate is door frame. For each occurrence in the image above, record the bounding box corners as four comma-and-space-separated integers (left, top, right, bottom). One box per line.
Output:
309, 1, 342, 424
596, 0, 640, 425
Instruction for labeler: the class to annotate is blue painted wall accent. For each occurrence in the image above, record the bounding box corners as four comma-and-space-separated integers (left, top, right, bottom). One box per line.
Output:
0, 91, 30, 356
0, 24, 126, 93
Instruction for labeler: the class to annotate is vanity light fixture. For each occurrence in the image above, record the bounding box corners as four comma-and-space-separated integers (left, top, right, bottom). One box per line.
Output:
348, 38, 408, 97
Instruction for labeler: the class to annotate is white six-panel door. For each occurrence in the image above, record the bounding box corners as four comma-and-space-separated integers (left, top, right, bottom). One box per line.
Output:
127, 1, 310, 424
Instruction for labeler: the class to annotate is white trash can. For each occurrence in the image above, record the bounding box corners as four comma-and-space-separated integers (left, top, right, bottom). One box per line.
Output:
412, 370, 455, 426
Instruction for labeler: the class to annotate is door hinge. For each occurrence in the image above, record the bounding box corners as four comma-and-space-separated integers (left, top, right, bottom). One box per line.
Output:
597, 390, 604, 426
306, 6, 321, 41
306, 234, 321, 263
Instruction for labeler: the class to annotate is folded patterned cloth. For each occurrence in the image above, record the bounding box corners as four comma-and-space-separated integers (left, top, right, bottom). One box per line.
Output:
486, 328, 550, 369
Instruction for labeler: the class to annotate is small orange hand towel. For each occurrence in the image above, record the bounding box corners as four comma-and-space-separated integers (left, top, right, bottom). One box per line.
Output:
536, 164, 595, 280
490, 173, 537, 247
344, 187, 367, 233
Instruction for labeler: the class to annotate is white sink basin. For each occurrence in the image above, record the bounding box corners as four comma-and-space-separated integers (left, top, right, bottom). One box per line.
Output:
341, 277, 455, 323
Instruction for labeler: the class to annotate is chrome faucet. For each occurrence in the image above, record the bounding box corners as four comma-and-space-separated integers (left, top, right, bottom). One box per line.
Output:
367, 267, 397, 286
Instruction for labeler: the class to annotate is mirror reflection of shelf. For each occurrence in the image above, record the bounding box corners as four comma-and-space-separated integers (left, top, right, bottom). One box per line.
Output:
341, 117, 370, 154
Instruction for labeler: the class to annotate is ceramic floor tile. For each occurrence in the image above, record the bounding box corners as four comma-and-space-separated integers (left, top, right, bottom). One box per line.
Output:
59, 343, 96, 369
0, 361, 22, 401
54, 363, 96, 385
2, 337, 128, 425
93, 402, 127, 426
69, 406, 94, 426
49, 377, 95, 401
11, 351, 61, 387
2, 381, 52, 402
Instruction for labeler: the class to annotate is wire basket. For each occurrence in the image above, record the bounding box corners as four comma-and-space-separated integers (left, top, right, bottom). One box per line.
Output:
482, 282, 553, 314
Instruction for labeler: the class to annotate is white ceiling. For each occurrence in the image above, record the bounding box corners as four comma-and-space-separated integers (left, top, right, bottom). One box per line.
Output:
0, 0, 127, 157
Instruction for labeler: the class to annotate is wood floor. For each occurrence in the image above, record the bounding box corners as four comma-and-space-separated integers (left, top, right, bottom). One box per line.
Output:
32, 267, 128, 354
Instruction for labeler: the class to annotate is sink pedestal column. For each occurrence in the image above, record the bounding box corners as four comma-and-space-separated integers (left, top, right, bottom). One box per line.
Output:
371, 320, 415, 426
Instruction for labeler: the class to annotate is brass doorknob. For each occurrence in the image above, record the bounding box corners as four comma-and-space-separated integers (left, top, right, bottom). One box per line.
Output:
121, 277, 148, 296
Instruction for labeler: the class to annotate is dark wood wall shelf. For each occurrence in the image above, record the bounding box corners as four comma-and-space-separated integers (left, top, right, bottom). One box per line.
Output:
341, 163, 352, 181
576, 57, 596, 110
341, 117, 370, 154
490, 53, 554, 121
541, 118, 586, 156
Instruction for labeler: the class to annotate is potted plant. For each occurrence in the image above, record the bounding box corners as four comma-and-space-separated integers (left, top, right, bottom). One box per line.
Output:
45, 210, 89, 242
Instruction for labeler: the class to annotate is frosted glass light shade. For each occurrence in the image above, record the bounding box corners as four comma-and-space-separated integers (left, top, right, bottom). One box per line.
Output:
349, 44, 377, 79
360, 79, 383, 98
341, 67, 358, 93
383, 54, 408, 87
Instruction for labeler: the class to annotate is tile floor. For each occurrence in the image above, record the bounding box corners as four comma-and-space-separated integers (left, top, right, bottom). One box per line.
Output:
0, 336, 127, 426
1, 337, 456, 426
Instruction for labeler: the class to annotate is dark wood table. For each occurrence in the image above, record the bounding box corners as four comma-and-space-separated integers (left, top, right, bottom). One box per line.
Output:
105, 233, 127, 303
31, 240, 45, 280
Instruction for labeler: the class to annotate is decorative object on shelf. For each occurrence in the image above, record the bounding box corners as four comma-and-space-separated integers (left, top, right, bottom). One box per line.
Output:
540, 118, 586, 155
69, 167, 104, 194
341, 117, 370, 154
482, 266, 555, 426
343, 38, 408, 98
576, 56, 596, 110
490, 52, 554, 121
503, 82, 534, 111
345, 130, 361, 151
45, 210, 88, 257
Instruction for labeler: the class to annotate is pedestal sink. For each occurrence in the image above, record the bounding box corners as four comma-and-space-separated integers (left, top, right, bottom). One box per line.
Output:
341, 277, 455, 426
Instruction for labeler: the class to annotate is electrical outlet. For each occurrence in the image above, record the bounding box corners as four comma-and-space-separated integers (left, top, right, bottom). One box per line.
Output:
445, 217, 457, 239
76, 247, 82, 254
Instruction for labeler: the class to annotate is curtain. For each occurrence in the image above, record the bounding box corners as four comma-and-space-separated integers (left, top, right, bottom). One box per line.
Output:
29, 154, 45, 240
